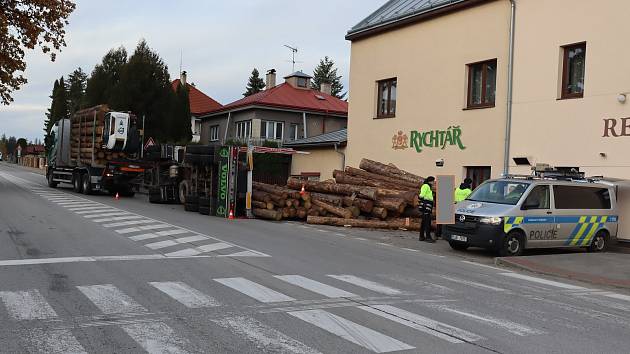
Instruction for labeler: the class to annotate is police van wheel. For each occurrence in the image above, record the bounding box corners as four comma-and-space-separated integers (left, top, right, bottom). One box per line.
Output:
499, 231, 524, 257
588, 231, 608, 253
449, 242, 469, 251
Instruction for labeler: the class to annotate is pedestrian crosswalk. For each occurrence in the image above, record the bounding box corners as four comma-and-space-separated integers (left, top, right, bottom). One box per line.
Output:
0, 172, 270, 259
0, 272, 556, 353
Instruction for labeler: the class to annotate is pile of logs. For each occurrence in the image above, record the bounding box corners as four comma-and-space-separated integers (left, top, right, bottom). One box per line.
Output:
70, 105, 127, 166
251, 158, 426, 231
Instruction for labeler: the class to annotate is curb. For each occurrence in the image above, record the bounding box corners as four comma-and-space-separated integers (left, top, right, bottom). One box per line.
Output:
495, 256, 630, 290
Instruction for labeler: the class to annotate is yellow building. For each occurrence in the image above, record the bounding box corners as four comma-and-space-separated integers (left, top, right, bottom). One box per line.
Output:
345, 0, 630, 186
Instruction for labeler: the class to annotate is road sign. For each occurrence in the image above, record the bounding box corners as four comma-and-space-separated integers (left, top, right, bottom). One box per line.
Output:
144, 137, 156, 150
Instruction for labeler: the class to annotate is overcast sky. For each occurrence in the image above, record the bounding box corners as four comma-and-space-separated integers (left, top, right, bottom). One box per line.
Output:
0, 0, 383, 141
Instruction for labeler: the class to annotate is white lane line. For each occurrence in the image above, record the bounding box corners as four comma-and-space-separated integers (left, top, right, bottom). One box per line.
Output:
289, 309, 414, 353
116, 224, 171, 234
274, 275, 357, 298
121, 321, 189, 354
428, 304, 544, 336
401, 248, 419, 252
355, 237, 367, 241
461, 260, 510, 272
433, 275, 506, 292
62, 203, 100, 208
72, 207, 119, 213
27, 328, 87, 354
84, 212, 130, 219
603, 293, 630, 303
335, 233, 346, 237
360, 305, 483, 343
149, 281, 219, 308
130, 233, 165, 242
92, 215, 144, 223
500, 273, 587, 290
377, 242, 392, 247
214, 277, 295, 303
197, 242, 233, 252
173, 235, 208, 243
155, 229, 189, 237
145, 240, 179, 250
44, 198, 76, 202
57, 201, 97, 206
164, 249, 201, 257
103, 220, 155, 228
213, 315, 322, 354
327, 275, 402, 295
77, 284, 147, 314
219, 250, 271, 257
0, 255, 165, 266
0, 289, 58, 320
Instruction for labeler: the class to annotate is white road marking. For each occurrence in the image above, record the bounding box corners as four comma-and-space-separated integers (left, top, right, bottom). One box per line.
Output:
83, 212, 130, 218
289, 309, 414, 353
214, 277, 295, 303
173, 235, 208, 243
57, 201, 97, 206
116, 224, 171, 234
121, 321, 189, 354
145, 240, 179, 250
274, 275, 357, 298
164, 249, 201, 257
335, 233, 346, 237
360, 305, 483, 343
603, 292, 630, 302
377, 242, 392, 246
213, 315, 322, 354
0, 289, 58, 320
149, 281, 219, 308
92, 215, 145, 223
433, 274, 506, 292
27, 328, 87, 354
327, 275, 401, 295
401, 248, 419, 252
429, 304, 544, 336
219, 250, 271, 257
355, 237, 367, 241
130, 233, 166, 242
461, 260, 510, 272
500, 273, 587, 290
197, 242, 233, 252
62, 203, 99, 208
77, 284, 147, 314
72, 207, 119, 213
154, 229, 189, 237
103, 220, 155, 228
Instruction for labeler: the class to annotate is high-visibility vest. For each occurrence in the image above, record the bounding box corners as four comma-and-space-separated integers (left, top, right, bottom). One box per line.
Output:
454, 187, 472, 202
419, 184, 434, 201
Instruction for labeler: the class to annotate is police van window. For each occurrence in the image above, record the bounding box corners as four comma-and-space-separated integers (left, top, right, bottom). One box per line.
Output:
554, 186, 611, 209
522, 185, 550, 209
467, 180, 530, 205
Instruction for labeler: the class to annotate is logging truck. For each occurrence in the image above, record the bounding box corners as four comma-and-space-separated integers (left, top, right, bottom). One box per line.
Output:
46, 105, 144, 196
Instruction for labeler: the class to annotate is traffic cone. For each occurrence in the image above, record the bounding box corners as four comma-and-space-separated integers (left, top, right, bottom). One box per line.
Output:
114, 192, 120, 200
300, 184, 306, 195
228, 208, 234, 220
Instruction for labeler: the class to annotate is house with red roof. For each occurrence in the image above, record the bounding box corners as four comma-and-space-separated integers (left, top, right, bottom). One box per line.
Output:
171, 71, 222, 142
198, 70, 348, 146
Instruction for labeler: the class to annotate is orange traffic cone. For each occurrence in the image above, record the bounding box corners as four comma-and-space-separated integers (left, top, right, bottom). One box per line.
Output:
300, 184, 306, 195
114, 192, 120, 200
228, 209, 234, 220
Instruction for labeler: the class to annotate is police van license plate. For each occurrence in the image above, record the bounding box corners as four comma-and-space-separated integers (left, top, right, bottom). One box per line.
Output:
451, 235, 467, 242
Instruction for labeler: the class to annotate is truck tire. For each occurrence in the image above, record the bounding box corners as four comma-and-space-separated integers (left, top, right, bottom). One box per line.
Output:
73, 173, 83, 193
47, 172, 58, 188
149, 187, 162, 203
178, 180, 190, 204
82, 174, 92, 195
120, 188, 135, 198
198, 196, 210, 215
185, 195, 199, 212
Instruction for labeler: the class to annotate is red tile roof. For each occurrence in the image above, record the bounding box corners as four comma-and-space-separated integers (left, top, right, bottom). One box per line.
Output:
172, 79, 222, 115
202, 83, 348, 116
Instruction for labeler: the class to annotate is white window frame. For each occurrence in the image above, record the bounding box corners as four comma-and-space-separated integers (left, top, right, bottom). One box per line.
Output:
235, 121, 251, 139
289, 123, 299, 141
261, 121, 284, 140
209, 125, 219, 142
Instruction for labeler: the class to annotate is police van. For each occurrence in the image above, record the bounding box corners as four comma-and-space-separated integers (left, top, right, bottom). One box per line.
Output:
443, 169, 619, 256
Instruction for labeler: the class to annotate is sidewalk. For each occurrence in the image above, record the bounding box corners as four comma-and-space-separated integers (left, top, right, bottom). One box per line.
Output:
0, 161, 45, 175
496, 244, 630, 290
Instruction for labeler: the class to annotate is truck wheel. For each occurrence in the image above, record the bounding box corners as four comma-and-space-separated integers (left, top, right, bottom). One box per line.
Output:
73, 173, 83, 193
82, 174, 92, 195
588, 230, 608, 253
47, 172, 58, 188
498, 231, 524, 257
178, 180, 189, 204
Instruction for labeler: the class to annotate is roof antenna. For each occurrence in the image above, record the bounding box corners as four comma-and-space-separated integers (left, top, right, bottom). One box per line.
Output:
284, 45, 299, 72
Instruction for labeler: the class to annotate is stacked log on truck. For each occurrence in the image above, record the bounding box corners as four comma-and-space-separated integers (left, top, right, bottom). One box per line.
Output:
251, 158, 425, 231
70, 105, 127, 166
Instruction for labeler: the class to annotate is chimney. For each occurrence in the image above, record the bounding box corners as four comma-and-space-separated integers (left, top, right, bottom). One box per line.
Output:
265, 69, 276, 90
320, 82, 332, 96
180, 71, 187, 87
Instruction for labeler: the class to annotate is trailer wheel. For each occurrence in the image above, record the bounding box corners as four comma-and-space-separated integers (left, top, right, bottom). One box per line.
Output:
73, 173, 83, 193
47, 171, 58, 188
178, 180, 190, 204
82, 174, 92, 195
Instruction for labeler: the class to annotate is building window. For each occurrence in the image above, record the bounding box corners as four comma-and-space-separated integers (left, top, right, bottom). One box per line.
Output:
261, 121, 284, 140
209, 125, 219, 142
297, 77, 308, 88
561, 42, 586, 99
465, 166, 491, 189
377, 78, 397, 118
467, 59, 496, 108
289, 123, 299, 141
235, 121, 251, 139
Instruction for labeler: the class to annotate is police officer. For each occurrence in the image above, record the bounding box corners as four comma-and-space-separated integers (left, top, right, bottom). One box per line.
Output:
454, 178, 473, 203
419, 176, 435, 242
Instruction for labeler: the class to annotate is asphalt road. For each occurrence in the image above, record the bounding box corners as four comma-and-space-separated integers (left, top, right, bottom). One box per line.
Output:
1, 163, 630, 354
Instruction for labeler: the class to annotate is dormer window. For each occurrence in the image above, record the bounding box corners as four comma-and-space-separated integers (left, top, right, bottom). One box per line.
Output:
297, 77, 308, 88
284, 71, 312, 89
